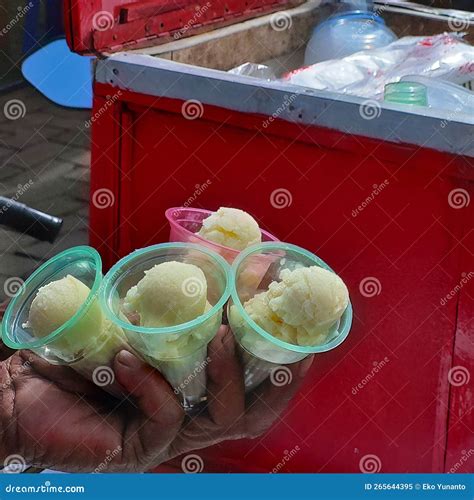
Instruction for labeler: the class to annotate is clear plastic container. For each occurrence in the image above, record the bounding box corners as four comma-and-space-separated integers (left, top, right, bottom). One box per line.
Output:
304, 10, 397, 66
165, 207, 279, 264
100, 243, 232, 411
228, 243, 353, 391
400, 75, 474, 115
1, 246, 129, 396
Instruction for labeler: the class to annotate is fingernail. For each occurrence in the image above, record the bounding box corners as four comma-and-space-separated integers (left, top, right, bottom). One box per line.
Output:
298, 355, 314, 378
116, 350, 142, 370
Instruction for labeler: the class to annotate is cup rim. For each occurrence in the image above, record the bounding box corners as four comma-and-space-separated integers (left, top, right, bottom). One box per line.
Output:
230, 242, 353, 354
100, 242, 233, 335
1, 246, 103, 350
165, 207, 279, 254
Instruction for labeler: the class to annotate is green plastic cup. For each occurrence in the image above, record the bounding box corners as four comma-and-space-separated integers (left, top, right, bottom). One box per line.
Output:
384, 82, 428, 107
1, 246, 130, 395
100, 243, 232, 411
228, 242, 353, 391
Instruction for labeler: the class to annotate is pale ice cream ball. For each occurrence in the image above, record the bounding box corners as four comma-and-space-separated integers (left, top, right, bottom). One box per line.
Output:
242, 266, 349, 346
198, 207, 261, 251
29, 275, 96, 337
267, 267, 349, 335
123, 261, 208, 328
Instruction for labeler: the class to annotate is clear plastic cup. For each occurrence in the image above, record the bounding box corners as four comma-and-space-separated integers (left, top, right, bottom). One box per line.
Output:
100, 243, 232, 411
1, 246, 130, 396
165, 207, 279, 264
228, 242, 353, 391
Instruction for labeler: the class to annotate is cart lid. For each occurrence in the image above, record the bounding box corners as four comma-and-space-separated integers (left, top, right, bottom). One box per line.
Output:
64, 0, 304, 55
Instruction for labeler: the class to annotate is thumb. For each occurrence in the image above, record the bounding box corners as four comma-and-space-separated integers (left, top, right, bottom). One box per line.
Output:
114, 350, 184, 469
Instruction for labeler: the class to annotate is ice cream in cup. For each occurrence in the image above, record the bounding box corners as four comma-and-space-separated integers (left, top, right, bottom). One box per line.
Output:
228, 242, 353, 391
100, 243, 232, 412
166, 207, 279, 293
1, 246, 130, 396
166, 207, 279, 263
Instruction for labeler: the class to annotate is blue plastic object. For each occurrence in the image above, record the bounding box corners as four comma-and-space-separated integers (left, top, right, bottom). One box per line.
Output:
21, 38, 94, 109
304, 10, 397, 66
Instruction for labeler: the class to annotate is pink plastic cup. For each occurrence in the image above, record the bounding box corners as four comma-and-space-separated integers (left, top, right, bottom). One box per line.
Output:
165, 207, 279, 264
166, 207, 280, 297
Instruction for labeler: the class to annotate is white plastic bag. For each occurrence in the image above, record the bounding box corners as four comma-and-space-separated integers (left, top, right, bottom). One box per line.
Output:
284, 34, 474, 99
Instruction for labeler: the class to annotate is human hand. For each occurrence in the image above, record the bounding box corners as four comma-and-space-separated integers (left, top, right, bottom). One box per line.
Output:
0, 349, 184, 472
159, 326, 314, 465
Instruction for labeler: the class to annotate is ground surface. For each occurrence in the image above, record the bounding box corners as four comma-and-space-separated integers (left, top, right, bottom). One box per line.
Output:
0, 85, 91, 303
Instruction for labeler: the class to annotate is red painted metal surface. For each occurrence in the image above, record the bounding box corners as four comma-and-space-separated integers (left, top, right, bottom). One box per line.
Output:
63, 0, 301, 54
89, 82, 474, 473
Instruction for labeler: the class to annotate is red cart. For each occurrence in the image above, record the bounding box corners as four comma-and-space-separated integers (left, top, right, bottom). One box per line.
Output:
64, 0, 473, 473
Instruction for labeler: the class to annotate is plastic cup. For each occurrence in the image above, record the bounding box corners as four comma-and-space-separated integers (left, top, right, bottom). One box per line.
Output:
384, 82, 428, 107
1, 246, 130, 396
166, 207, 279, 296
165, 207, 279, 263
228, 242, 353, 391
100, 243, 232, 411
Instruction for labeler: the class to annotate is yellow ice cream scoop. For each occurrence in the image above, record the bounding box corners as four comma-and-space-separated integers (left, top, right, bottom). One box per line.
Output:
243, 266, 349, 346
29, 274, 100, 337
123, 261, 208, 327
27, 274, 126, 363
198, 207, 261, 251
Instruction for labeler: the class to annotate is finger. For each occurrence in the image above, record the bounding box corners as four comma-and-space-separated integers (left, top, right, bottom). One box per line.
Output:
244, 355, 314, 437
114, 350, 184, 467
17, 350, 104, 397
206, 326, 245, 428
